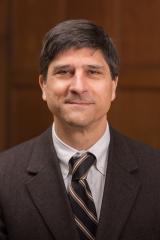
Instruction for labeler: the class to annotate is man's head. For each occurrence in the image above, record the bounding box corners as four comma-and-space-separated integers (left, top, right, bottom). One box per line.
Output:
39, 19, 119, 80
39, 20, 119, 143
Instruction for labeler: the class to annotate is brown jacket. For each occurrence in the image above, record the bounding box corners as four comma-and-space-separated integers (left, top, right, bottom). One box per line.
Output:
0, 127, 160, 240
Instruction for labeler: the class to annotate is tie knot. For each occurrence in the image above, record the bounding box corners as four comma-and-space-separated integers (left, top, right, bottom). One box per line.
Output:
69, 152, 96, 180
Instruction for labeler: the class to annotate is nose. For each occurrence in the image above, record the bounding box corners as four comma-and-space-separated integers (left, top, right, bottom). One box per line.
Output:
69, 71, 88, 94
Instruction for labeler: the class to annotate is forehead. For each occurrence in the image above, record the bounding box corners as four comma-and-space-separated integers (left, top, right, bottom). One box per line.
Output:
50, 47, 108, 66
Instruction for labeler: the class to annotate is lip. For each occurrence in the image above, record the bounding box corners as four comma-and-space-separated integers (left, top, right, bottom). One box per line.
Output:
66, 101, 94, 105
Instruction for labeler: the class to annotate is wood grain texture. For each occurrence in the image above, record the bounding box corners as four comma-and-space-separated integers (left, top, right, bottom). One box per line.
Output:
109, 87, 160, 148
0, 42, 7, 149
9, 88, 51, 147
0, 0, 8, 150
119, 0, 160, 66
1, 0, 160, 149
11, 0, 67, 82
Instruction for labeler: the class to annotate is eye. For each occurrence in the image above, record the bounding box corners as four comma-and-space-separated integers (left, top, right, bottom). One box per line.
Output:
56, 70, 70, 75
54, 69, 75, 79
88, 69, 100, 74
87, 69, 102, 77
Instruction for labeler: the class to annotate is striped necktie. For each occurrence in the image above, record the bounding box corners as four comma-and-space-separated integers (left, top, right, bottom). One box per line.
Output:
68, 152, 98, 240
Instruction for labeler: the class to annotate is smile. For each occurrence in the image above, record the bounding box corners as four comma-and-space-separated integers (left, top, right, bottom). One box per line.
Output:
65, 101, 94, 105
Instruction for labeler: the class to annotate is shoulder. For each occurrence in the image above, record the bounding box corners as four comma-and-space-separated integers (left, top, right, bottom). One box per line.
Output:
0, 127, 52, 169
110, 126, 160, 172
110, 126, 160, 157
109, 127, 160, 189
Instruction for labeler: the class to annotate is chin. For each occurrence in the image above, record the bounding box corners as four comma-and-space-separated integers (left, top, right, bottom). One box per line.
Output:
65, 118, 92, 128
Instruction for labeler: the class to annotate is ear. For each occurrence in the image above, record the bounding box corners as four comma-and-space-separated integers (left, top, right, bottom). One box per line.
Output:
39, 75, 47, 101
111, 76, 118, 101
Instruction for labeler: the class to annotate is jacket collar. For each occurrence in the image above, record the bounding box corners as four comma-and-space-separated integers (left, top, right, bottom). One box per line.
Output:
96, 127, 141, 240
26, 126, 141, 240
26, 127, 79, 240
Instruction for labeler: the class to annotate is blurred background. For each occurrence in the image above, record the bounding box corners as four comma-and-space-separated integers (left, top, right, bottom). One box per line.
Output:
0, 0, 160, 150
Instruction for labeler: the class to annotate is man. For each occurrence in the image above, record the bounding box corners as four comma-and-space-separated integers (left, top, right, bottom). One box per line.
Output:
0, 19, 160, 240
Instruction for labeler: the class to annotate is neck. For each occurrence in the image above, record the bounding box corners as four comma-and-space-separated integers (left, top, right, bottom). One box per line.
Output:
54, 119, 107, 150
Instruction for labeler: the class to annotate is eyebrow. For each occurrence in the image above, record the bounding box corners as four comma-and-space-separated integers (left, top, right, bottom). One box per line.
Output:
51, 65, 72, 74
51, 64, 105, 74
85, 65, 105, 70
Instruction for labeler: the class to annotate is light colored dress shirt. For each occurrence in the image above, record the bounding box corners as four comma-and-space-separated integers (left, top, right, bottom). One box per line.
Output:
52, 122, 110, 219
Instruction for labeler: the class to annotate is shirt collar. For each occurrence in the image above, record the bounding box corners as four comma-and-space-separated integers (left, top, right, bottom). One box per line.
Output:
52, 122, 110, 178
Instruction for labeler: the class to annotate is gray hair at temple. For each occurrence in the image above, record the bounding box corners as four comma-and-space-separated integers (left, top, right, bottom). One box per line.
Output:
39, 19, 120, 80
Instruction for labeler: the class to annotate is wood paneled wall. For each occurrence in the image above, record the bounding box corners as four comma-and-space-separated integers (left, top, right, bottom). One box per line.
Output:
0, 0, 160, 150
0, 0, 9, 149
109, 0, 160, 148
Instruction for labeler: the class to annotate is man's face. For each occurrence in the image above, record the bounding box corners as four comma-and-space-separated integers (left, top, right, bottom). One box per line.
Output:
39, 48, 118, 130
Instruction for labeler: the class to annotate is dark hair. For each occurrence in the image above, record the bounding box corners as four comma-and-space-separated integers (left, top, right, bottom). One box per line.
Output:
39, 19, 120, 80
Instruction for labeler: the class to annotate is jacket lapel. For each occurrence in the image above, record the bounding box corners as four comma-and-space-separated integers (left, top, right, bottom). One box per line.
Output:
25, 128, 79, 240
96, 128, 141, 240
24, 127, 141, 240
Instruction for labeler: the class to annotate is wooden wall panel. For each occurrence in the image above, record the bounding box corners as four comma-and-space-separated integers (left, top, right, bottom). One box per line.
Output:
109, 88, 160, 148
12, 0, 67, 85
6, 0, 68, 147
106, 0, 160, 148
67, 0, 106, 24
9, 88, 51, 146
0, 0, 8, 150
0, 1, 7, 33
1, 0, 160, 149
66, 0, 118, 36
0, 42, 7, 150
120, 69, 160, 88
119, 0, 160, 66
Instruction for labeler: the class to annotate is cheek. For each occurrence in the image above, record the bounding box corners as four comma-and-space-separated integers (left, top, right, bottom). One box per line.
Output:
94, 85, 115, 113
95, 83, 113, 101
47, 80, 69, 98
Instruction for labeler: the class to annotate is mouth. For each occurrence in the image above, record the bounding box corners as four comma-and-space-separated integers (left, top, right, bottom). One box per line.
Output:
65, 101, 94, 106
